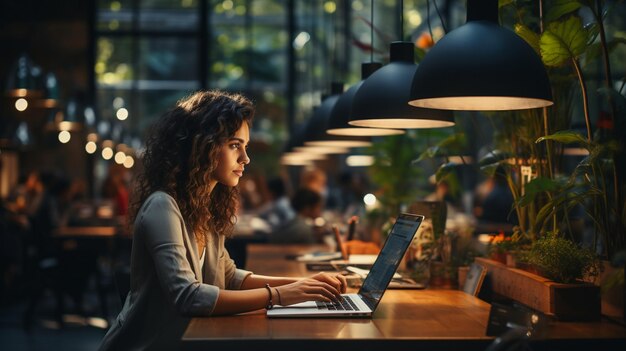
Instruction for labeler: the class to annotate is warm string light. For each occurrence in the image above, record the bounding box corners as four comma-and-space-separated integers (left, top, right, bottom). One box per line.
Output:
85, 133, 98, 154
58, 130, 71, 143
114, 151, 126, 164
116, 107, 128, 120
101, 139, 115, 160
15, 98, 28, 111
123, 155, 135, 168
85, 141, 97, 154
102, 147, 114, 160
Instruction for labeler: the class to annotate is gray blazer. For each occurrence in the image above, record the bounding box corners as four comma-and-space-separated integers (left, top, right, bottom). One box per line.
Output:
99, 191, 251, 350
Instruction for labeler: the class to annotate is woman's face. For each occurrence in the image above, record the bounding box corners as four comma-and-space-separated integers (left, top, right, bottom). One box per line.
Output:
212, 123, 250, 187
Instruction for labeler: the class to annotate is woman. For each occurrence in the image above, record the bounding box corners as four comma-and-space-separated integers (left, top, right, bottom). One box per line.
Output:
99, 91, 346, 350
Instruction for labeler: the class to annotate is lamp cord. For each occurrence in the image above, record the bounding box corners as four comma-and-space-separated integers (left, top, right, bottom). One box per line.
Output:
426, 0, 433, 41
323, 3, 330, 89
309, 3, 316, 106
370, 0, 374, 62
399, 0, 404, 40
432, 0, 447, 34
331, 3, 338, 84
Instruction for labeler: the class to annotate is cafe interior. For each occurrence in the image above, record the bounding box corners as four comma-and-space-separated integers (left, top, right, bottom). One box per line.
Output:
1, 0, 626, 350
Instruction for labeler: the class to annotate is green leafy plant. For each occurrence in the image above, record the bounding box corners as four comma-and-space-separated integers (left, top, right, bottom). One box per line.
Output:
414, 132, 470, 200
366, 130, 429, 223
526, 232, 601, 283
492, 0, 626, 260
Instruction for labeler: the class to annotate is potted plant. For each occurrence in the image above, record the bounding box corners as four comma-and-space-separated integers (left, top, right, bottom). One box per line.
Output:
525, 232, 602, 284
485, 230, 529, 267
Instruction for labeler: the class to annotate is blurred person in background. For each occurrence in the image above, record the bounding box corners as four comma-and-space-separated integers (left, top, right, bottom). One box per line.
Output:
299, 167, 327, 195
336, 171, 368, 220
258, 177, 295, 231
474, 166, 517, 225
269, 188, 323, 244
10, 171, 45, 218
101, 164, 129, 217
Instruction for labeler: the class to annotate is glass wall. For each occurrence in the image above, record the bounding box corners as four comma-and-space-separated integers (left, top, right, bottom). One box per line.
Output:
95, 0, 348, 177
93, 0, 468, 177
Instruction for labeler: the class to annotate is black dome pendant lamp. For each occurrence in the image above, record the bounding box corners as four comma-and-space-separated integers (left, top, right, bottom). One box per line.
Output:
349, 41, 455, 128
349, 0, 453, 129
304, 83, 372, 148
327, 62, 405, 136
409, 0, 553, 111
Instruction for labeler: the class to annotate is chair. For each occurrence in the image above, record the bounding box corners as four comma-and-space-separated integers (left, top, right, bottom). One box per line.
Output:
342, 240, 380, 256
463, 262, 487, 296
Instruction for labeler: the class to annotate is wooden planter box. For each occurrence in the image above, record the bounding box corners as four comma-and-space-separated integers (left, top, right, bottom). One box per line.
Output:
597, 260, 625, 323
476, 257, 600, 321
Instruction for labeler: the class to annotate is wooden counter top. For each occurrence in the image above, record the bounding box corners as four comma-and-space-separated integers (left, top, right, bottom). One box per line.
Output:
182, 244, 626, 351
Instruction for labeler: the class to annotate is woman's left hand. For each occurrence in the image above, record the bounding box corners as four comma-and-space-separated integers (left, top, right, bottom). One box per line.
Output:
310, 272, 347, 294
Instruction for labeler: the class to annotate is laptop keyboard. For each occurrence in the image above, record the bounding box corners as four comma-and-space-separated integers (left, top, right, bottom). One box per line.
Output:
315, 296, 360, 311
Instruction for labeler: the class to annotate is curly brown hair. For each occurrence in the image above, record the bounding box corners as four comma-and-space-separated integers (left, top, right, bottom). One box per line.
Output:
130, 90, 254, 243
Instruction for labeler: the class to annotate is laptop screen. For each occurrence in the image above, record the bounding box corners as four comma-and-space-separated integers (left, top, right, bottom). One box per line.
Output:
358, 213, 423, 310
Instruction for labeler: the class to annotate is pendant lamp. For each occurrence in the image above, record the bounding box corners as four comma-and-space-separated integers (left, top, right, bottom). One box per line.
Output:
409, 0, 553, 111
5, 53, 42, 98
60, 98, 85, 131
39, 72, 61, 108
350, 42, 455, 128
294, 146, 350, 154
281, 127, 326, 166
304, 83, 372, 148
327, 62, 405, 136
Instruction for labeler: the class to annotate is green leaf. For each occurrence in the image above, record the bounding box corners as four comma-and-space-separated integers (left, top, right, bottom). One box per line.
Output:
499, 0, 515, 8
540, 16, 588, 66
584, 22, 599, 45
435, 162, 458, 183
585, 42, 603, 66
478, 150, 511, 167
535, 184, 601, 228
536, 130, 590, 147
515, 24, 540, 55
413, 133, 466, 163
518, 177, 561, 207
414, 146, 441, 163
585, 38, 626, 66
438, 133, 467, 149
544, 0, 583, 22
545, 0, 583, 22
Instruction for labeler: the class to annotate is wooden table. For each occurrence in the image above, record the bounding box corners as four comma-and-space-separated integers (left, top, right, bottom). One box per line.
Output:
53, 226, 118, 238
182, 244, 626, 351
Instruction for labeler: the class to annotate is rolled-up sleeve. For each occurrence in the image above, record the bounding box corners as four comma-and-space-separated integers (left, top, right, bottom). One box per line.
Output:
222, 247, 252, 290
139, 194, 219, 316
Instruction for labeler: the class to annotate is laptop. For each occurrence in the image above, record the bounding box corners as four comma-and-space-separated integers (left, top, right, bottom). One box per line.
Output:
267, 213, 424, 318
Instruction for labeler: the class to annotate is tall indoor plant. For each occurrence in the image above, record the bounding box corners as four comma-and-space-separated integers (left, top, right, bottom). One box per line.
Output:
486, 0, 625, 319
514, 0, 625, 259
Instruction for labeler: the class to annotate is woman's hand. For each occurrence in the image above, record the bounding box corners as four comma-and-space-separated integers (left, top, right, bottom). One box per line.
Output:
274, 272, 347, 306
310, 272, 347, 294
